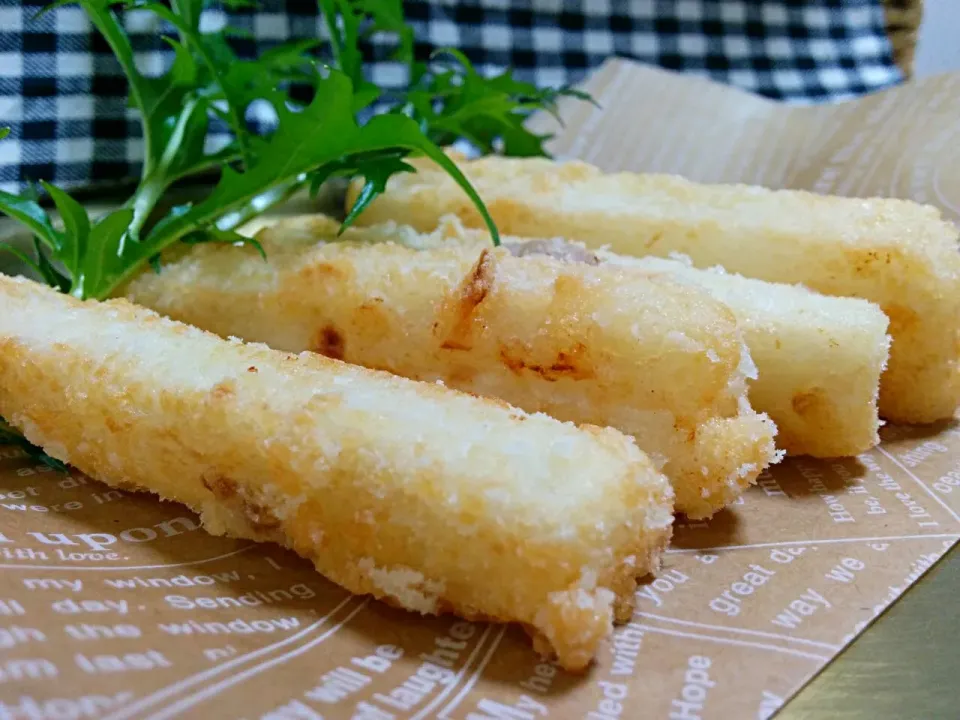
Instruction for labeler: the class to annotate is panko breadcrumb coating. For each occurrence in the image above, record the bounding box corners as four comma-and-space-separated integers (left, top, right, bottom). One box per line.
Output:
0, 274, 675, 671
347, 154, 960, 424
594, 250, 890, 457
123, 215, 781, 518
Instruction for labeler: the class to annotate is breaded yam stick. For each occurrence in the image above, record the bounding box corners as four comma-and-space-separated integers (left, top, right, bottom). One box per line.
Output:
593, 253, 890, 457
230, 214, 887, 456
347, 155, 960, 424
123, 214, 780, 519
0, 274, 674, 672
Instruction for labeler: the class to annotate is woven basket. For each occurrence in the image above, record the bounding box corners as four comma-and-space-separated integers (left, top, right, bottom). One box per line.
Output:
883, 0, 924, 78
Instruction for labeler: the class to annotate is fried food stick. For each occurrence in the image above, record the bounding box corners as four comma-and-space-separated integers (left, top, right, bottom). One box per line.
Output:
0, 274, 674, 672
347, 155, 960, 424
123, 215, 781, 519
137, 212, 884, 457
593, 252, 890, 457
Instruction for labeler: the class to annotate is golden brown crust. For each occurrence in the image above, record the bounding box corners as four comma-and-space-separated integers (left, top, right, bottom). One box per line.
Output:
0, 274, 675, 672
347, 154, 960, 424
124, 215, 781, 518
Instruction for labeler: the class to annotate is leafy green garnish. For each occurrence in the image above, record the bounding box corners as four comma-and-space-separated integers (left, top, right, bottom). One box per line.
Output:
5, 0, 591, 301
396, 49, 594, 156
0, 0, 591, 303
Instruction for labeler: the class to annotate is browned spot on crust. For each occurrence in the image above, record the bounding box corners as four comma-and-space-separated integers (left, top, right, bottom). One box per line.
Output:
301, 261, 346, 281
202, 474, 281, 533
792, 388, 830, 417
312, 325, 346, 360
240, 499, 282, 532
104, 416, 128, 433
210, 380, 235, 399
673, 417, 698, 443
202, 474, 238, 499
458, 389, 513, 411
483, 395, 514, 411
499, 347, 525, 375
846, 247, 896, 277
247, 366, 259, 373
499, 342, 594, 382
438, 249, 496, 351
447, 364, 477, 386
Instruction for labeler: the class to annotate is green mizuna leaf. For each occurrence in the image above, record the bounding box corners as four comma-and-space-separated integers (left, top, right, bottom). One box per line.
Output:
0, 242, 46, 279
116, 67, 498, 290
398, 49, 592, 155
183, 227, 267, 260
339, 149, 416, 231
40, 181, 90, 279
0, 0, 589, 303
0, 190, 62, 253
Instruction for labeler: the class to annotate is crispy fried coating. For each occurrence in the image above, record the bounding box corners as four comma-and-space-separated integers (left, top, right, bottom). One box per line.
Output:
0, 274, 675, 671
347, 155, 960, 424
595, 253, 890, 457
123, 215, 781, 518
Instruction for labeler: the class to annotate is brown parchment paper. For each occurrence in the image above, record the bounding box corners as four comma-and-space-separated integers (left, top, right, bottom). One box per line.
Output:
1, 59, 959, 719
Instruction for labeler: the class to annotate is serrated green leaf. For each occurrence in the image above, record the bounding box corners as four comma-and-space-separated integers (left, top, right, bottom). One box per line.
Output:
166, 0, 204, 34
395, 49, 594, 158
214, 178, 305, 232
339, 150, 415, 231
356, 0, 413, 66
183, 228, 267, 260
0, 242, 45, 279
0, 127, 9, 140
161, 36, 199, 86
0, 0, 586, 304
321, 0, 364, 91
258, 38, 323, 70
33, 237, 71, 293
0, 190, 61, 253
134, 69, 498, 259
40, 180, 90, 277
136, 3, 251, 154
69, 2, 160, 162
79, 208, 135, 299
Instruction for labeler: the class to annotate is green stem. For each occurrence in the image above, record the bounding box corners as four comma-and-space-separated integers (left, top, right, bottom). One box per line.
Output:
123, 175, 167, 247
319, 0, 346, 71
77, 1, 156, 179
215, 177, 307, 232
122, 95, 206, 249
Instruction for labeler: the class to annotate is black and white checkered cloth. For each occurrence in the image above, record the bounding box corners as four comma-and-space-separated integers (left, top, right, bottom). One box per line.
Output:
0, 0, 904, 193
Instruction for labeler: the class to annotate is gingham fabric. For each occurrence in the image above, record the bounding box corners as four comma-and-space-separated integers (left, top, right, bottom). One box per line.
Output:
0, 0, 904, 193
